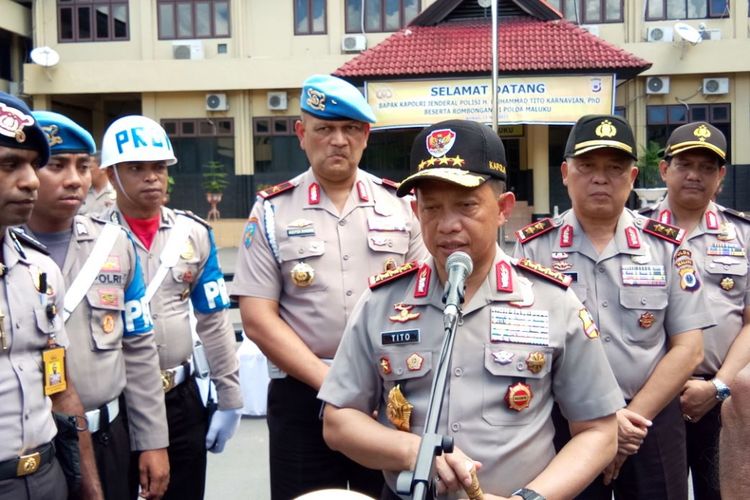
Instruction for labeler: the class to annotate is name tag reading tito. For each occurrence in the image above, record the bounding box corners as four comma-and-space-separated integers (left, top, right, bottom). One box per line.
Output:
381, 329, 420, 345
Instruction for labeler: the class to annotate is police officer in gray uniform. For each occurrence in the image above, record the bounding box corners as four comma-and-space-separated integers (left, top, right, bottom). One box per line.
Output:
99, 115, 242, 500
641, 121, 750, 500
79, 153, 116, 216
515, 114, 714, 499
320, 119, 623, 500
27, 111, 169, 500
0, 93, 102, 499
231, 74, 428, 499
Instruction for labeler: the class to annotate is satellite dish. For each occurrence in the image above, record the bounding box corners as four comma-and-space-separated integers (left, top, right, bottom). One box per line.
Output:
477, 0, 492, 8
674, 22, 702, 45
30, 47, 60, 67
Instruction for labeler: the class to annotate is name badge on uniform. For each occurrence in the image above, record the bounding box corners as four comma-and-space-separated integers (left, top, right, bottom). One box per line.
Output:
286, 219, 316, 237
490, 307, 549, 345
43, 346, 67, 396
621, 265, 666, 286
381, 329, 420, 345
367, 215, 406, 232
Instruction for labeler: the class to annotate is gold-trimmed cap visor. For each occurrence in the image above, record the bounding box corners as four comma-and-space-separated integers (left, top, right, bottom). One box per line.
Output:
664, 122, 727, 164
396, 168, 490, 196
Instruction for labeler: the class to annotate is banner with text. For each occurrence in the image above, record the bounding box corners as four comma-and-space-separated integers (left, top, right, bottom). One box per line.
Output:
366, 75, 614, 129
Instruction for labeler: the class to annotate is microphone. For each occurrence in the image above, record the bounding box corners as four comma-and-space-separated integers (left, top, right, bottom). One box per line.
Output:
442, 251, 473, 328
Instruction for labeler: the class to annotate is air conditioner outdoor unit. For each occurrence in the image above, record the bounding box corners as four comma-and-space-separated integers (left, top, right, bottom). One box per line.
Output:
647, 26, 673, 42
267, 91, 288, 111
703, 77, 729, 95
342, 34, 367, 52
580, 25, 600, 37
173, 40, 204, 60
206, 93, 228, 111
646, 76, 670, 95
701, 28, 722, 40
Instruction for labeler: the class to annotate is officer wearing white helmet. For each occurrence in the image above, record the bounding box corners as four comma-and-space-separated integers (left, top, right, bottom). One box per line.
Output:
0, 92, 102, 499
99, 115, 242, 500
25, 111, 169, 500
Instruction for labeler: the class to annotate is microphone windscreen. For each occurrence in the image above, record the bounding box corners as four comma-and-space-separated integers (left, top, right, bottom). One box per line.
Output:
446, 251, 473, 276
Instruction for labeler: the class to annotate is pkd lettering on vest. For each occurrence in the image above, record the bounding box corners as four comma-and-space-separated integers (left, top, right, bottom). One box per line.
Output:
125, 296, 153, 332
203, 278, 229, 310
115, 126, 172, 155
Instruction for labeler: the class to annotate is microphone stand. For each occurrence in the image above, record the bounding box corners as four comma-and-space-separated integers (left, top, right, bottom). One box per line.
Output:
396, 287, 465, 500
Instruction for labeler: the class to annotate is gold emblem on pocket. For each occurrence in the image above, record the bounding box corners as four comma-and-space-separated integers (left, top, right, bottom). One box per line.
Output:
387, 384, 413, 432
102, 314, 115, 333
290, 262, 315, 287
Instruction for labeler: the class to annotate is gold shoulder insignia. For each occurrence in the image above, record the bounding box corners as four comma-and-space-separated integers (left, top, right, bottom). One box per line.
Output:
258, 181, 296, 200
642, 218, 685, 245
174, 209, 211, 229
368, 261, 419, 289
516, 218, 554, 244
721, 206, 750, 224
516, 257, 571, 288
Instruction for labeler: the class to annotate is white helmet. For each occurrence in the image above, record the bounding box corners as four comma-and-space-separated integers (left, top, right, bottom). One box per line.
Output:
100, 115, 177, 168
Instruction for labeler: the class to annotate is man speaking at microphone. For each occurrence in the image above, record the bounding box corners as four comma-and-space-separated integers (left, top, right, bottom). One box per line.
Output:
319, 119, 624, 499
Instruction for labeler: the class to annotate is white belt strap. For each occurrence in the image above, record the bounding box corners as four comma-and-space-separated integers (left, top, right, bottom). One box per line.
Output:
85, 398, 120, 434
63, 223, 122, 322
144, 216, 192, 303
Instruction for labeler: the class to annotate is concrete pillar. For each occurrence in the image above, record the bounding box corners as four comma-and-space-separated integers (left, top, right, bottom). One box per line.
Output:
528, 124, 550, 218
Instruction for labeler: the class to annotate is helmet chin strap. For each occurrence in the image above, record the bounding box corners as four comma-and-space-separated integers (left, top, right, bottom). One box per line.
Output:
112, 165, 136, 205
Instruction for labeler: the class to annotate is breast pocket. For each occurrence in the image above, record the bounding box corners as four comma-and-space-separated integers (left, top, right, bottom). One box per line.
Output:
376, 349, 433, 421
619, 288, 668, 346
85, 288, 125, 350
482, 344, 552, 426
367, 231, 410, 256
279, 238, 328, 293
34, 307, 63, 341
704, 257, 748, 302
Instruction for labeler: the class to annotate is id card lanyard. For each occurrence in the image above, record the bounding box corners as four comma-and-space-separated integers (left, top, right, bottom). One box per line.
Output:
38, 271, 67, 396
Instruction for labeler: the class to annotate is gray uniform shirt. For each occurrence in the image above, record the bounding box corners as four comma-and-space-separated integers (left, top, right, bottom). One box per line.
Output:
319, 246, 624, 498
230, 167, 429, 359
514, 208, 715, 399
102, 206, 242, 410
0, 229, 68, 461
642, 198, 750, 375
79, 182, 116, 217
27, 216, 168, 451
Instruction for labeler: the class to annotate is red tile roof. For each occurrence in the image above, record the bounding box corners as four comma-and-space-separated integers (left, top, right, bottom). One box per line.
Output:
334, 18, 651, 80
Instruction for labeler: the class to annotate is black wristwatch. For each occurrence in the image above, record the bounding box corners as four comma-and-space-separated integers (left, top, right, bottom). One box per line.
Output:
512, 487, 546, 500
711, 377, 731, 401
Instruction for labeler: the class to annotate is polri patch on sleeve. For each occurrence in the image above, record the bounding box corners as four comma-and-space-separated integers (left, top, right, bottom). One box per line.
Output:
381, 329, 420, 345
369, 261, 418, 289
642, 219, 685, 245
516, 218, 554, 244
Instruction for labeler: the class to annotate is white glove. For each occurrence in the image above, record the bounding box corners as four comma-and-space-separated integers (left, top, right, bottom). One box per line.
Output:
205, 408, 241, 454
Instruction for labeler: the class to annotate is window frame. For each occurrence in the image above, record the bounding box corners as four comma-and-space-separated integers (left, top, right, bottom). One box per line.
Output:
57, 0, 130, 43
645, 0, 729, 21
548, 0, 624, 24
345, 0, 421, 34
294, 0, 327, 35
161, 118, 234, 138
156, 0, 231, 40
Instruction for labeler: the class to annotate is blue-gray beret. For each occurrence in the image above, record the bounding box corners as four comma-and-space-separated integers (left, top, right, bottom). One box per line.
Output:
33, 111, 96, 156
300, 74, 376, 123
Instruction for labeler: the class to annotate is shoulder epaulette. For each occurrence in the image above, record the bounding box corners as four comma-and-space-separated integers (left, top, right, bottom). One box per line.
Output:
720, 206, 750, 224
368, 261, 419, 289
642, 218, 685, 245
380, 178, 401, 191
516, 218, 555, 244
258, 181, 296, 200
9, 227, 49, 255
174, 209, 211, 229
638, 205, 657, 216
515, 257, 571, 288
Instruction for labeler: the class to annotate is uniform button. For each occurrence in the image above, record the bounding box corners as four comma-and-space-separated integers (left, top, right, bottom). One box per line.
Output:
396, 367, 404, 375
338, 220, 347, 226
724, 265, 730, 270
641, 297, 647, 305
346, 290, 353, 297
454, 367, 463, 377
17, 363, 23, 371
343, 255, 350, 261
298, 248, 304, 254
451, 422, 460, 432
604, 336, 612, 342
24, 412, 29, 420
602, 300, 608, 308
152, 313, 158, 319
387, 241, 393, 248
516, 361, 526, 371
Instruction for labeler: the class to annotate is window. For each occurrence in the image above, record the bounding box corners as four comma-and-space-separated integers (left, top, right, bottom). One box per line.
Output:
646, 103, 731, 161
345, 0, 420, 33
58, 0, 129, 42
253, 117, 308, 191
547, 0, 623, 23
295, 0, 326, 35
157, 0, 230, 39
646, 0, 728, 20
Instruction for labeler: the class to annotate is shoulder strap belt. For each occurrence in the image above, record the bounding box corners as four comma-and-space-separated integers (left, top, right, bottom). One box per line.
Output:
144, 215, 192, 303
63, 223, 122, 322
